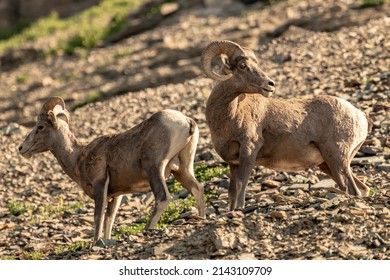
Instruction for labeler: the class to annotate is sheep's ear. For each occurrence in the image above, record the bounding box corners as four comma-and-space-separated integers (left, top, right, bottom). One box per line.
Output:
221, 55, 232, 70
221, 55, 233, 74
47, 110, 69, 129
48, 111, 60, 129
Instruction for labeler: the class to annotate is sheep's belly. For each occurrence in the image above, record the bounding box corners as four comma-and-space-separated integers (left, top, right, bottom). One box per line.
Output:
256, 148, 324, 172
108, 172, 151, 197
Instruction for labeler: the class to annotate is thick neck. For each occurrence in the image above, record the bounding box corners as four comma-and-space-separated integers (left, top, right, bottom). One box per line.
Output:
50, 125, 84, 184
206, 80, 242, 120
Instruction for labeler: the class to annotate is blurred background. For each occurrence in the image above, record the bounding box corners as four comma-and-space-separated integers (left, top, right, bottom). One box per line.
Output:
0, 0, 388, 127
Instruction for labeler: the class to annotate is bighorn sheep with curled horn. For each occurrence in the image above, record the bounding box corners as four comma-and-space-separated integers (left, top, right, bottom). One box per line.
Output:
19, 97, 205, 245
201, 40, 372, 210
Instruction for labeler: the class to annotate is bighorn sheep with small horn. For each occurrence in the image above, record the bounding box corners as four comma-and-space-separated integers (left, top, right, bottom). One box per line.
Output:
201, 40, 372, 210
19, 97, 205, 245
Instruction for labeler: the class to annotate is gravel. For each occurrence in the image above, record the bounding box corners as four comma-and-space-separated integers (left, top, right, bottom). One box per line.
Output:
0, 0, 389, 260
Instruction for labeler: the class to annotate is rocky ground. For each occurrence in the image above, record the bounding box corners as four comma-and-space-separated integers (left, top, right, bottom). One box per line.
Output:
0, 0, 389, 259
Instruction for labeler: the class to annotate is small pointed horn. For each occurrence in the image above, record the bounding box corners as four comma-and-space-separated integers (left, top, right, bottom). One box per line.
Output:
41, 97, 70, 124
200, 40, 246, 81
41, 97, 66, 113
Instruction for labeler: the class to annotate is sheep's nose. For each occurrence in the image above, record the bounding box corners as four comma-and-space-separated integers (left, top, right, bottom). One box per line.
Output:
18, 145, 22, 151
268, 80, 275, 87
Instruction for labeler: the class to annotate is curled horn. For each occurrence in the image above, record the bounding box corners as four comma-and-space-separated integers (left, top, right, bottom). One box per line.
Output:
41, 97, 70, 124
200, 40, 246, 81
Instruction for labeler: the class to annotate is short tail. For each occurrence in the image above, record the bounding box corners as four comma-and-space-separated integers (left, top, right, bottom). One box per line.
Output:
187, 118, 197, 136
365, 113, 373, 133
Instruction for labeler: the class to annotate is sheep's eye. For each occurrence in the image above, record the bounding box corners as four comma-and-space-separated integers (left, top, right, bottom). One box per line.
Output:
37, 125, 44, 130
239, 63, 247, 70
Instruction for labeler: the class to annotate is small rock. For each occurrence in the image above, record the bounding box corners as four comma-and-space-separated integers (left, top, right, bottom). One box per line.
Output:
359, 146, 381, 155
238, 253, 257, 260
377, 164, 390, 172
226, 210, 245, 219
79, 216, 94, 225
180, 209, 197, 219
41, 76, 55, 87
95, 238, 117, 247
243, 205, 259, 214
311, 179, 337, 190
172, 219, 185, 225
268, 210, 287, 220
160, 3, 179, 17
3, 123, 21, 135
326, 192, 337, 200
351, 156, 384, 166
206, 206, 216, 215
274, 205, 294, 211
153, 244, 170, 255
289, 183, 309, 191
349, 209, 369, 216
211, 249, 228, 257
319, 196, 346, 210
173, 189, 189, 200
338, 245, 350, 257
255, 189, 279, 197
371, 239, 382, 248
262, 180, 281, 188
213, 232, 237, 250
294, 189, 306, 196
219, 193, 229, 200
91, 246, 101, 252
274, 173, 289, 182
88, 254, 102, 260
275, 234, 283, 241
290, 175, 309, 183
354, 201, 370, 209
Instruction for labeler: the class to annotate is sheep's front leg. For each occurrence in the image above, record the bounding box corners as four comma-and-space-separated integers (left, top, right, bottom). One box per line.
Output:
103, 195, 122, 239
92, 173, 109, 243
230, 141, 261, 210
144, 166, 171, 230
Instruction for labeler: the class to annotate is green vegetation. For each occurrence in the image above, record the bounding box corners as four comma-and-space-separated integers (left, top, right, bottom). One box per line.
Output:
360, 0, 385, 8
8, 195, 87, 221
0, 0, 144, 53
72, 91, 104, 110
194, 164, 229, 183
114, 223, 146, 238
54, 241, 88, 255
7, 200, 34, 216
369, 188, 376, 196
2, 256, 16, 260
16, 73, 29, 84
114, 48, 134, 59
37, 199, 85, 218
23, 250, 43, 260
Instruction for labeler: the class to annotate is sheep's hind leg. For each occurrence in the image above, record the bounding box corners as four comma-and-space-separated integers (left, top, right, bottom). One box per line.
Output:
144, 165, 171, 230
349, 141, 370, 196
172, 170, 205, 218
318, 162, 346, 194
228, 164, 239, 211
172, 142, 205, 218
322, 158, 361, 196
352, 173, 370, 196
319, 142, 363, 196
